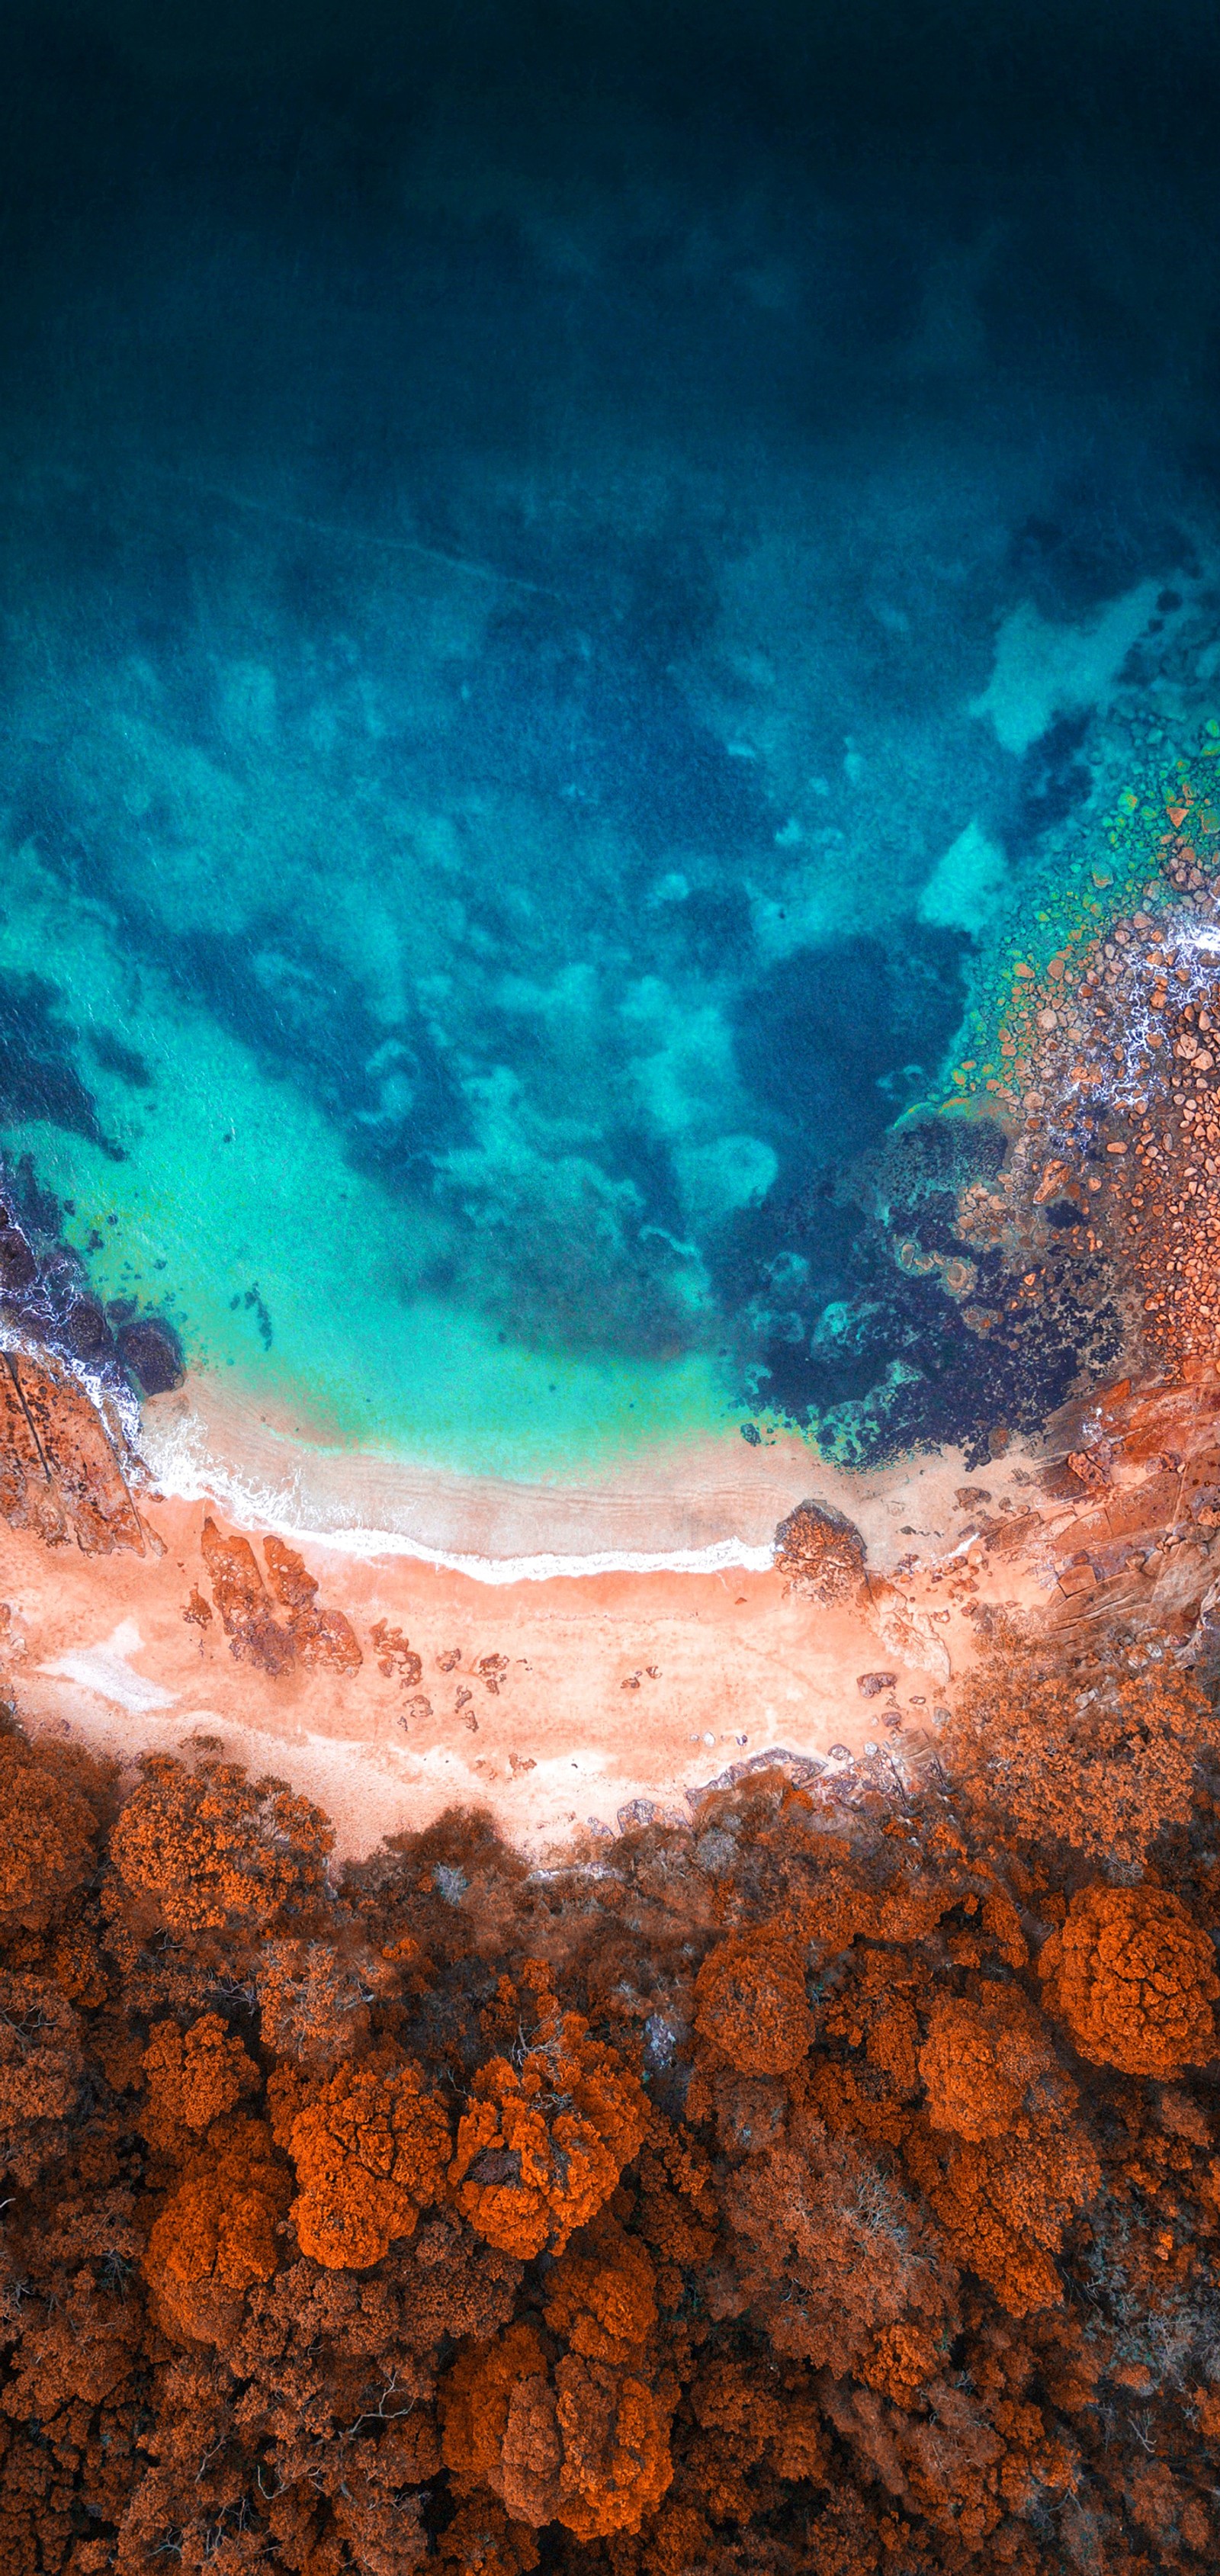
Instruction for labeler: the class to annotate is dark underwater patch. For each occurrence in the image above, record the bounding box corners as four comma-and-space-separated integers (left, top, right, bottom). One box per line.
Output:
88, 1029, 154, 1087
737, 1120, 1123, 1469
0, 972, 124, 1160
732, 928, 971, 1188
443, 595, 775, 860
1002, 712, 1094, 853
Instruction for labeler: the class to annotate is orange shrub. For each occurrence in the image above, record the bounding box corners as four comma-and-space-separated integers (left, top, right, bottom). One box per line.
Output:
143, 2117, 290, 2343
441, 2322, 673, 2539
694, 1932, 813, 2075
0, 1733, 99, 1930
111, 1753, 333, 1935
942, 1649, 1218, 1865
288, 2054, 451, 2268
1039, 1882, 1219, 2077
450, 2013, 647, 2259
918, 1990, 1057, 2141
542, 2218, 659, 2362
140, 2011, 259, 2149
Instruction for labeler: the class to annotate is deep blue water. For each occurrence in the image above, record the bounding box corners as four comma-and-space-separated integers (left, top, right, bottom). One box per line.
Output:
0, 2, 1215, 1479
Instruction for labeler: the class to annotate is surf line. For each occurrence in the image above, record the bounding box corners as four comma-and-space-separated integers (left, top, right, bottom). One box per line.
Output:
140, 1428, 779, 1588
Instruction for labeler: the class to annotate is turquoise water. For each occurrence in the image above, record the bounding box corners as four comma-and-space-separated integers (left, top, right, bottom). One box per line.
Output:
1, 5, 1217, 1487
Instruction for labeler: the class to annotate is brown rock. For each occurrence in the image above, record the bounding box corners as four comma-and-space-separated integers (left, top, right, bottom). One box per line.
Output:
201, 1518, 295, 1675
774, 1499, 868, 1603
0, 1355, 68, 1545
0, 1351, 144, 1553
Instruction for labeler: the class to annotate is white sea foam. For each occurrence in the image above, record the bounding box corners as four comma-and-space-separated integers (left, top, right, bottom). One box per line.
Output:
135, 1393, 779, 1585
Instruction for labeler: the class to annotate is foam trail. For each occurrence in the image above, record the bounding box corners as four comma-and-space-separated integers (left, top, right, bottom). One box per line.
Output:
136, 1398, 779, 1585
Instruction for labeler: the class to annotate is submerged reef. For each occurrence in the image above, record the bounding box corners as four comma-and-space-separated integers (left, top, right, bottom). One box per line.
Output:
0, 1153, 183, 1408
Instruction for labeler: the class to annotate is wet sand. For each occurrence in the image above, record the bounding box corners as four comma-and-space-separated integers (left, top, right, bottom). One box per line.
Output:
137, 1370, 988, 1575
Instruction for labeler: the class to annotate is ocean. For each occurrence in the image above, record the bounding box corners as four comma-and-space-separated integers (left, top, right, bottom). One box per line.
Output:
2, 0, 1217, 1545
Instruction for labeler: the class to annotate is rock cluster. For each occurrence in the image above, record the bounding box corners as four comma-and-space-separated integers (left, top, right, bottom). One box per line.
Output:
200, 1518, 362, 1675
773, 1498, 868, 1602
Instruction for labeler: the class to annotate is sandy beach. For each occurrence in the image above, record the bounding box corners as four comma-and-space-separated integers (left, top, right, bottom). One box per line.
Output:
134, 1370, 974, 1575
5, 1341, 1216, 1863
0, 1357, 1071, 1859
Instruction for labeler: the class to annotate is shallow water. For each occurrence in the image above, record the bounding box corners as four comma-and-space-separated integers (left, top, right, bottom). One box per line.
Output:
2, 3, 1218, 1508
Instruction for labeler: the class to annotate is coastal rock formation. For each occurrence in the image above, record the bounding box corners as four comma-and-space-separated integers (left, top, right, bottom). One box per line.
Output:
114, 1315, 185, 1396
199, 1520, 362, 1675
773, 1496, 868, 1602
0, 1348, 145, 1553
200, 1518, 297, 1672
264, 1534, 363, 1670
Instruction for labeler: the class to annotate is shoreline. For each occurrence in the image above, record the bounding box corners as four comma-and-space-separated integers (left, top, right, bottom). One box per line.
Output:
0, 1342, 1040, 1858
5, 1331, 1220, 1861
134, 1367, 989, 1584
2, 1488, 962, 1861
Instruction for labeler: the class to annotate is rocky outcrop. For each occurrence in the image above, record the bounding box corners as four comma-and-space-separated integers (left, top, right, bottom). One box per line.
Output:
0, 1166, 182, 1402
264, 1536, 363, 1672
200, 1520, 297, 1675
114, 1318, 185, 1396
774, 1498, 868, 1603
200, 1520, 361, 1678
0, 1349, 146, 1554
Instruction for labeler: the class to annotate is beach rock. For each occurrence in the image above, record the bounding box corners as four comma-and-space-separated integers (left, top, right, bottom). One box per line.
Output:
0, 1356, 69, 1546
263, 1536, 317, 1611
263, 1536, 363, 1672
293, 1604, 363, 1673
201, 1527, 362, 1677
2, 1352, 145, 1555
62, 1296, 114, 1361
773, 1498, 868, 1603
116, 1316, 185, 1396
0, 1226, 37, 1297
201, 1518, 296, 1675
856, 1670, 896, 1697
369, 1618, 419, 1685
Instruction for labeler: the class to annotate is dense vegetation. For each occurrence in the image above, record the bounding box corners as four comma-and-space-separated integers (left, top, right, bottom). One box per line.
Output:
0, 1628, 1218, 2574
